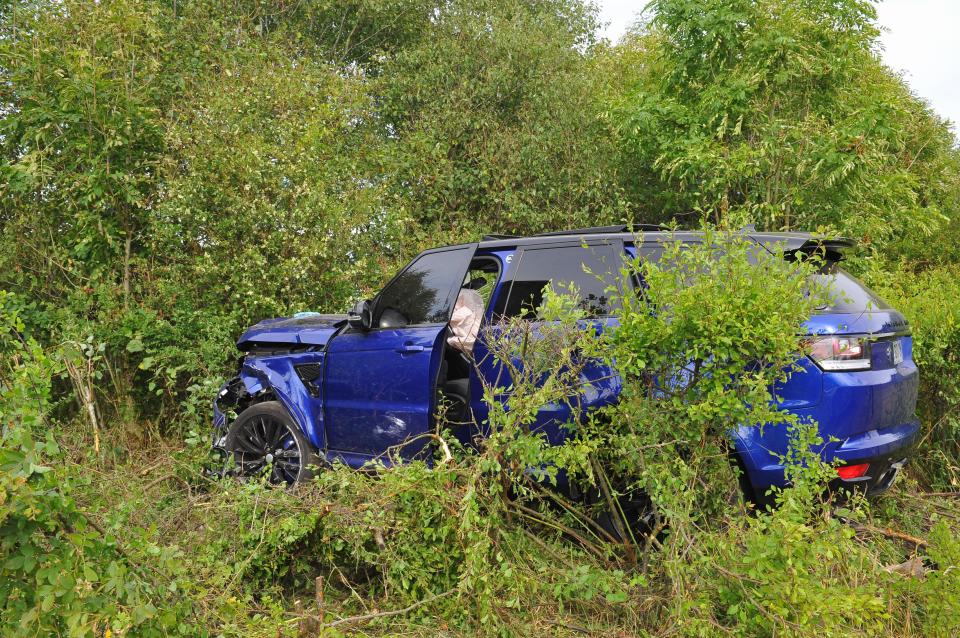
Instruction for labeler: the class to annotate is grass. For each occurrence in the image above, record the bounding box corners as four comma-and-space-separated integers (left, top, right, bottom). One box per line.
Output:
51, 419, 960, 637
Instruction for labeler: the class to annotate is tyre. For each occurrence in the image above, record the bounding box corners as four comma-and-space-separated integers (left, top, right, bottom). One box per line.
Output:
592, 489, 657, 542
224, 401, 321, 485
569, 478, 657, 542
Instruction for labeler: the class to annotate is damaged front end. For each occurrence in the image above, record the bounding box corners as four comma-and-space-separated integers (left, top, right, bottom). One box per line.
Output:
211, 373, 250, 454
208, 312, 347, 476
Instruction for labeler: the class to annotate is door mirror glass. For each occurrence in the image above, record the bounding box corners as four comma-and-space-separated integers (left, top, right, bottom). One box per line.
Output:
347, 299, 373, 331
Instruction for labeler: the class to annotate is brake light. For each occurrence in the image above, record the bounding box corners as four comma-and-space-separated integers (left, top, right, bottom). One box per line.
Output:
836, 463, 869, 479
806, 335, 871, 371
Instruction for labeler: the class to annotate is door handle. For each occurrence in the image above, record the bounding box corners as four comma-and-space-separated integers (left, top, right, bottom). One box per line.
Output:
396, 343, 425, 354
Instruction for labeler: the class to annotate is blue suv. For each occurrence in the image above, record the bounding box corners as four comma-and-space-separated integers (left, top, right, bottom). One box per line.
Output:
212, 226, 919, 500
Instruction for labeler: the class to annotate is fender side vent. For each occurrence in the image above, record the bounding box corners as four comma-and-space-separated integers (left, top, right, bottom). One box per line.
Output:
295, 363, 323, 397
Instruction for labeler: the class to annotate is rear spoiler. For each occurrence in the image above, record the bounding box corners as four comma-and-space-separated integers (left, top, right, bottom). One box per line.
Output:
750, 233, 856, 263
793, 237, 856, 263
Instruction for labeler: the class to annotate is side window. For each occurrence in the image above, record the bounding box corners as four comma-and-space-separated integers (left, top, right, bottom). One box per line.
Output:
463, 258, 500, 308
631, 240, 709, 291
375, 248, 473, 328
495, 244, 623, 319
631, 242, 667, 291
637, 243, 666, 263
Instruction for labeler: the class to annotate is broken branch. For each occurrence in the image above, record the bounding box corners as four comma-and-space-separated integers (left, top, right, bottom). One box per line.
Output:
318, 588, 456, 629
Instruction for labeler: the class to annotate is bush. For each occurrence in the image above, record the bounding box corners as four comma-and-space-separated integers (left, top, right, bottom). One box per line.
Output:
5, 232, 960, 636
867, 264, 960, 488
0, 293, 193, 636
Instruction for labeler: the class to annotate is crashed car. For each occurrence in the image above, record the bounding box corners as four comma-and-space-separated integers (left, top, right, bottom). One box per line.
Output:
212, 225, 919, 501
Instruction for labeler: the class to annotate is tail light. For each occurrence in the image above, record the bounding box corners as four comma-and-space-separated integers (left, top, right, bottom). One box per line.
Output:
806, 335, 871, 371
837, 463, 869, 479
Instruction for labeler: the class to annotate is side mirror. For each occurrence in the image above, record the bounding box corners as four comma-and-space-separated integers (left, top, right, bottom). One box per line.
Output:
347, 299, 373, 331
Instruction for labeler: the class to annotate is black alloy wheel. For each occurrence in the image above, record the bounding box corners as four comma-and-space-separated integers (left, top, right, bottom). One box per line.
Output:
224, 401, 320, 485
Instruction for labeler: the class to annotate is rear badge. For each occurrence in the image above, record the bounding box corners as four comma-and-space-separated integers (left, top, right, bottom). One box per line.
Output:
891, 340, 903, 366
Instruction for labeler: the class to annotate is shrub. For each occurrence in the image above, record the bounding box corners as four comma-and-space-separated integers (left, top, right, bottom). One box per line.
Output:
589, 230, 826, 555
0, 293, 193, 636
867, 264, 960, 488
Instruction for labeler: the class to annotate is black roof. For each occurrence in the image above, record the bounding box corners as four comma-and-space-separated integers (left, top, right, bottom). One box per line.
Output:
476, 225, 855, 259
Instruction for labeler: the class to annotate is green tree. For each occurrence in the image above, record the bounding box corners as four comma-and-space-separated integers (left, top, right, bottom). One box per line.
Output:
378, 0, 629, 235
613, 0, 960, 252
0, 0, 169, 321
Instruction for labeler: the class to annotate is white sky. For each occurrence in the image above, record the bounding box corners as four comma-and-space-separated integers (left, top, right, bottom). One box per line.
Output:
594, 0, 960, 131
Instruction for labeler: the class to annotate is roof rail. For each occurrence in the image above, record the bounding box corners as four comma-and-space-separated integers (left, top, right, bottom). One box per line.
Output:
534, 224, 669, 237
481, 233, 519, 241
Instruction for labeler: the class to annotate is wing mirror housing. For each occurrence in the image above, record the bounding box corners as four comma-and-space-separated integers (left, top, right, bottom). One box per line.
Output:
347, 299, 373, 331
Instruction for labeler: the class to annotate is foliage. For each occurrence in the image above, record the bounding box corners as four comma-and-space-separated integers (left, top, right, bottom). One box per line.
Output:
911, 521, 960, 637
378, 0, 629, 233
867, 264, 960, 488
0, 293, 193, 636
0, 0, 635, 429
2, 0, 958, 428
666, 418, 887, 637
1, 0, 960, 635
613, 0, 959, 252
597, 230, 824, 514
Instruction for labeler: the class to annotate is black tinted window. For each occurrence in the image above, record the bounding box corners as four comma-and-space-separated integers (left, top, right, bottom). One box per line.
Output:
631, 240, 694, 289
636, 242, 666, 263
496, 244, 622, 318
375, 248, 472, 327
813, 269, 891, 313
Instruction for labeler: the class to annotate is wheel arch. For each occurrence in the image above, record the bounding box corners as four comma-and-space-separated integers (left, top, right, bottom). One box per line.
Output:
216, 354, 326, 451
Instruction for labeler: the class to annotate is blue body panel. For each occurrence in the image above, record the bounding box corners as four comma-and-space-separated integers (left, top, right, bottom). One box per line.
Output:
324, 325, 446, 461
235, 351, 329, 449
470, 318, 623, 445
215, 242, 920, 496
736, 319, 919, 492
237, 314, 345, 349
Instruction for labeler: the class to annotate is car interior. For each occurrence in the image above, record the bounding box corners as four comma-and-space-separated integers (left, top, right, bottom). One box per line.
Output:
437, 256, 500, 428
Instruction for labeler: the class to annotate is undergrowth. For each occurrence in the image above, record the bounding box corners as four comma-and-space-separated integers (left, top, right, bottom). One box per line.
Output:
3, 239, 960, 636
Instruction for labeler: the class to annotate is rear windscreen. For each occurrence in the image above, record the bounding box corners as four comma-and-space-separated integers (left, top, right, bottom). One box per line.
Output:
630, 241, 887, 314
812, 269, 891, 313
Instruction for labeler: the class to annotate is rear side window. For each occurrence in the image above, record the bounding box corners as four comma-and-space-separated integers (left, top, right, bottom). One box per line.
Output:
629, 240, 701, 289
635, 242, 666, 263
494, 244, 623, 319
375, 247, 474, 327
813, 269, 891, 313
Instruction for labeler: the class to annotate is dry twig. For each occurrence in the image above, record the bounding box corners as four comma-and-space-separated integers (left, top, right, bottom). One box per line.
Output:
851, 523, 928, 548
316, 588, 456, 630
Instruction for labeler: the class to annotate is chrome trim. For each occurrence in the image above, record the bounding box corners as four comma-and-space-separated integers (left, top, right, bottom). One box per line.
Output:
865, 330, 912, 339
802, 330, 911, 339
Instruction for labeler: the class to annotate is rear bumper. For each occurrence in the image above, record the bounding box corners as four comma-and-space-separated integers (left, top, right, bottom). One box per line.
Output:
829, 421, 919, 495
738, 420, 920, 496
832, 455, 908, 496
